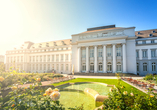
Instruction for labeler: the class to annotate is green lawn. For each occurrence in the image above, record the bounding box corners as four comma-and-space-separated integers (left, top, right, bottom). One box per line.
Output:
51, 78, 146, 95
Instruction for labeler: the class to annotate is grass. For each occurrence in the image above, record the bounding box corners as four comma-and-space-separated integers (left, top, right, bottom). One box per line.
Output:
51, 78, 146, 95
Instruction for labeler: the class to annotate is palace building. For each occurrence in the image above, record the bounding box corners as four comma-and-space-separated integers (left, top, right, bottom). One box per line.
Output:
0, 55, 5, 65
5, 25, 157, 76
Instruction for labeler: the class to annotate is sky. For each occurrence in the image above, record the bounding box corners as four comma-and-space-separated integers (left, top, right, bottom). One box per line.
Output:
0, 0, 157, 55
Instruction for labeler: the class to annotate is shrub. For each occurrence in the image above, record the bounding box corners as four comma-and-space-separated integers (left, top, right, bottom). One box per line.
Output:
144, 74, 154, 80
103, 74, 157, 110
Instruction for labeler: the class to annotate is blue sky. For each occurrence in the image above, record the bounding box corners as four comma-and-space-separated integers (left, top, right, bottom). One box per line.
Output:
0, 0, 157, 55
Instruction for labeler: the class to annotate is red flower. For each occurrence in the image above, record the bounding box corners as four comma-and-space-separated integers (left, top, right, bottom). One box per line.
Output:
12, 104, 15, 107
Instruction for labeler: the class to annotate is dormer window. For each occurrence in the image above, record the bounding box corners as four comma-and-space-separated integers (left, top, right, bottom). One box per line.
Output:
138, 32, 140, 34
151, 40, 155, 43
149, 34, 153, 37
153, 30, 155, 33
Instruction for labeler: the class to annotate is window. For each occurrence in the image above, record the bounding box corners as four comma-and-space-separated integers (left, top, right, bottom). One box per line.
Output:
149, 34, 153, 37
151, 40, 155, 43
107, 62, 112, 72
98, 62, 103, 71
52, 64, 54, 69
137, 63, 139, 71
61, 55, 63, 61
17, 56, 19, 62
48, 64, 50, 70
152, 62, 156, 71
117, 62, 121, 71
44, 55, 46, 61
142, 41, 146, 44
142, 50, 147, 58
90, 63, 94, 72
151, 50, 156, 57
66, 54, 69, 60
143, 63, 147, 71
36, 64, 38, 70
136, 50, 139, 58
52, 55, 54, 61
82, 63, 86, 71
116, 47, 121, 56
90, 48, 94, 57
56, 55, 59, 61
33, 64, 35, 70
14, 57, 16, 62
82, 49, 86, 58
48, 55, 50, 61
56, 64, 59, 70
66, 64, 68, 71
44, 64, 46, 70
61, 64, 63, 71
40, 64, 42, 70
107, 47, 112, 57
40, 56, 42, 62
36, 56, 38, 62
98, 48, 103, 57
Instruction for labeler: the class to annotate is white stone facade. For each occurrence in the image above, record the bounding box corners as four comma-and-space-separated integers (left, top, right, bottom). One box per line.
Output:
5, 40, 72, 73
0, 55, 5, 64
5, 25, 157, 75
71, 26, 136, 74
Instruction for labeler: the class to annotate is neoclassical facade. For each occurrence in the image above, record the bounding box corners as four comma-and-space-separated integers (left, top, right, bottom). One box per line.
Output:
0, 55, 5, 65
71, 25, 136, 74
5, 39, 72, 73
5, 25, 157, 75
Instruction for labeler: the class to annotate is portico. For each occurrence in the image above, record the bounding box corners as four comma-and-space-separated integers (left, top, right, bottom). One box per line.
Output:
77, 43, 127, 73
72, 25, 136, 74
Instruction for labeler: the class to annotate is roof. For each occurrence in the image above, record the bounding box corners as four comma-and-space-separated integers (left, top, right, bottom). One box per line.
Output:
30, 39, 71, 49
79, 27, 123, 34
135, 29, 157, 38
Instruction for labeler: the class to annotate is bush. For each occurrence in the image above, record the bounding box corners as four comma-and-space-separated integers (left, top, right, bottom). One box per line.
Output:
144, 74, 154, 80
102, 74, 157, 110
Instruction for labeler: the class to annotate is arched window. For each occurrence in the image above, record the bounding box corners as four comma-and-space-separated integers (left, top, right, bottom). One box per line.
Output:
107, 62, 112, 72
137, 63, 139, 71
98, 62, 103, 71
117, 62, 121, 72
82, 63, 86, 71
56, 64, 59, 71
152, 62, 156, 71
90, 63, 94, 72
143, 63, 147, 71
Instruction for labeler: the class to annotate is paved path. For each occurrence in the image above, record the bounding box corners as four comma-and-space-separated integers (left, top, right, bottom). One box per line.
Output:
64, 75, 143, 80
18, 81, 53, 88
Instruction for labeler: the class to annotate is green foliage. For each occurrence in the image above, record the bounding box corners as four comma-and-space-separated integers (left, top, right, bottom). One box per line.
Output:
144, 74, 154, 80
102, 74, 157, 110
0, 67, 83, 110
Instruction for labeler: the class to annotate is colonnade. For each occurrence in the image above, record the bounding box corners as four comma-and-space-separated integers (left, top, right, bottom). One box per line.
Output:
78, 43, 127, 73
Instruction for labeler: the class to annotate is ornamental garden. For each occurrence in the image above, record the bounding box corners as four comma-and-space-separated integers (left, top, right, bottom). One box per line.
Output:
0, 65, 157, 110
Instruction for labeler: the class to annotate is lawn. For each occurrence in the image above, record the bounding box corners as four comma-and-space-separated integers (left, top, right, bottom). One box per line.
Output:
51, 78, 146, 95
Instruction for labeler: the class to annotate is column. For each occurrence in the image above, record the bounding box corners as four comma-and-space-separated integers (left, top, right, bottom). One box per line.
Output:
139, 49, 142, 60
42, 55, 44, 62
78, 47, 81, 72
112, 44, 116, 73
103, 45, 107, 73
86, 46, 89, 73
122, 43, 127, 73
94, 45, 98, 73
148, 49, 151, 59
